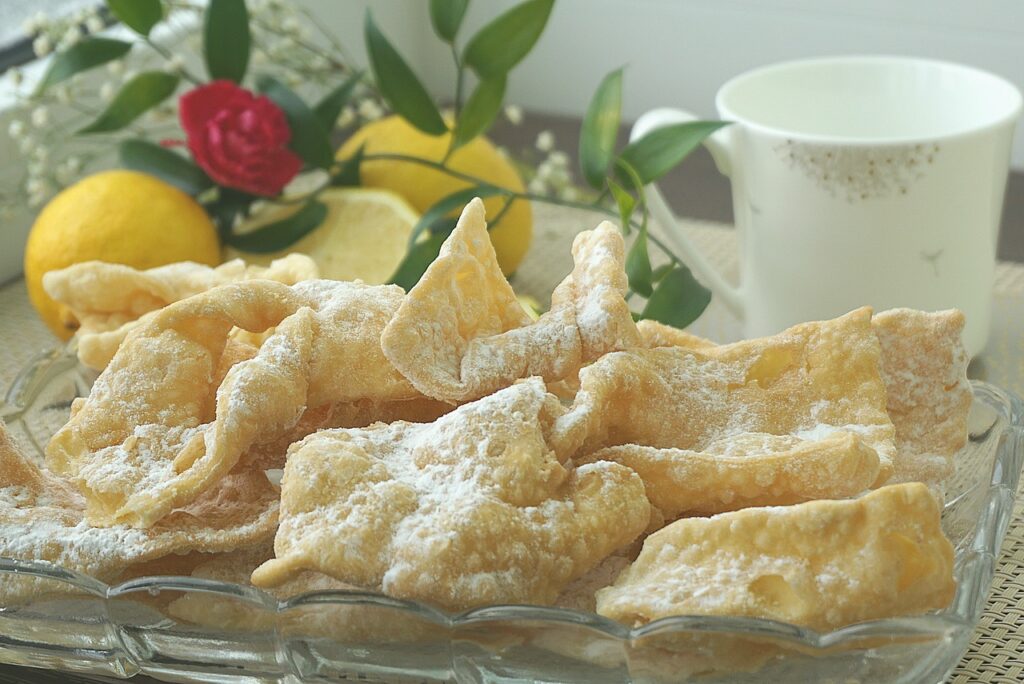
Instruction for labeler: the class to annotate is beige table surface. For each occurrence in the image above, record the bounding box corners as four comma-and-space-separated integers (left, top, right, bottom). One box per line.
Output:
0, 205, 1021, 683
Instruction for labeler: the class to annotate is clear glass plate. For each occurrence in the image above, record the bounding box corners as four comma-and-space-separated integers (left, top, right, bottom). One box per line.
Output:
1, 347, 1022, 684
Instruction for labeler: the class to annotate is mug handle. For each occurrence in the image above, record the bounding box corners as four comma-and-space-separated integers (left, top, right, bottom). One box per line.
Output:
630, 108, 745, 319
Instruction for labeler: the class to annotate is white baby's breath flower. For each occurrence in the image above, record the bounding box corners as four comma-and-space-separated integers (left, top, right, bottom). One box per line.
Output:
32, 35, 53, 57
547, 167, 570, 186
30, 107, 49, 128
31, 145, 48, 162
251, 51, 267, 66
560, 186, 580, 202
55, 84, 71, 104
282, 16, 301, 35
60, 25, 83, 49
536, 160, 554, 181
535, 130, 554, 152
496, 146, 509, 158
56, 161, 79, 184
358, 99, 383, 121
7, 120, 26, 139
548, 150, 569, 167
27, 160, 45, 176
28, 191, 47, 208
100, 82, 116, 101
106, 59, 124, 75
26, 177, 48, 195
504, 105, 523, 125
18, 137, 36, 155
528, 177, 547, 195
8, 68, 23, 87
66, 156, 83, 174
22, 11, 47, 35
337, 106, 356, 128
85, 15, 105, 34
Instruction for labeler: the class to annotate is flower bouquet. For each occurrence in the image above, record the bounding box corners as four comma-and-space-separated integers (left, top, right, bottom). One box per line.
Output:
8, 0, 726, 330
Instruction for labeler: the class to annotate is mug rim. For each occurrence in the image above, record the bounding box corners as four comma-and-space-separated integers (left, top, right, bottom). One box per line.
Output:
715, 55, 1023, 145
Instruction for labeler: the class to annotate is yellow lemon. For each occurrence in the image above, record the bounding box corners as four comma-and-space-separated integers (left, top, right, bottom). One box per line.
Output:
337, 115, 532, 275
24, 170, 220, 339
226, 187, 418, 283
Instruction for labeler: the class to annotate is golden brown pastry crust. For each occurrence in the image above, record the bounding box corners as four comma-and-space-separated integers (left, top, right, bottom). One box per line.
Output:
381, 198, 639, 403
596, 483, 955, 632
252, 379, 651, 611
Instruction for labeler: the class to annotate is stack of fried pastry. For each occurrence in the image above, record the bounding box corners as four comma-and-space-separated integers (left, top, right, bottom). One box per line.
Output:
0, 198, 970, 637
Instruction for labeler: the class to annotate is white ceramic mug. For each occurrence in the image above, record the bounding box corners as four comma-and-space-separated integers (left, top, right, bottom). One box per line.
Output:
632, 56, 1021, 357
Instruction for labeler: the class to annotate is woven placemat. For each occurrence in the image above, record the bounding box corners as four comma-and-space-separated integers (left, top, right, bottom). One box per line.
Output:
0, 207, 1022, 683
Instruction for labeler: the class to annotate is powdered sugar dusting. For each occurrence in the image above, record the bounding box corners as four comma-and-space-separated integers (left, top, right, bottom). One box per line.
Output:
254, 379, 650, 610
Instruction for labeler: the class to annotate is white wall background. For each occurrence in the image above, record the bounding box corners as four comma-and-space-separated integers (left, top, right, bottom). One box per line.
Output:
311, 0, 1024, 169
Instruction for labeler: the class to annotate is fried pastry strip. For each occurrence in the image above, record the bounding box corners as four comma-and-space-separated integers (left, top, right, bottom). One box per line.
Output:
635, 308, 972, 487
251, 379, 651, 611
44, 255, 317, 331
637, 319, 716, 350
382, 198, 640, 402
46, 279, 418, 527
560, 307, 896, 482
596, 483, 955, 631
582, 431, 880, 517
0, 424, 278, 603
44, 255, 318, 370
872, 309, 971, 485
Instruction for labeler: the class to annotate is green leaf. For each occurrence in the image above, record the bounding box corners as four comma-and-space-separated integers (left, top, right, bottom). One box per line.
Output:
313, 72, 362, 130
607, 177, 635, 235
651, 262, 673, 283
107, 0, 162, 36
389, 231, 449, 290
615, 157, 645, 192
625, 226, 653, 297
365, 11, 446, 136
430, 0, 470, 42
407, 186, 504, 246
223, 199, 328, 253
204, 0, 250, 82
332, 144, 363, 187
617, 120, 729, 184
257, 75, 334, 169
207, 188, 256, 239
36, 37, 132, 92
463, 0, 554, 78
119, 139, 212, 195
580, 68, 623, 188
640, 263, 712, 329
452, 76, 506, 150
78, 71, 179, 133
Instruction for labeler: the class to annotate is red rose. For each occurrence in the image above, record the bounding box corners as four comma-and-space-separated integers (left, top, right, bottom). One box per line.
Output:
179, 80, 302, 196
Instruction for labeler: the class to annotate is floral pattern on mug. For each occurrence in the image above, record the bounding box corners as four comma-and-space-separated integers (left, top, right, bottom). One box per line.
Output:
775, 140, 941, 203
